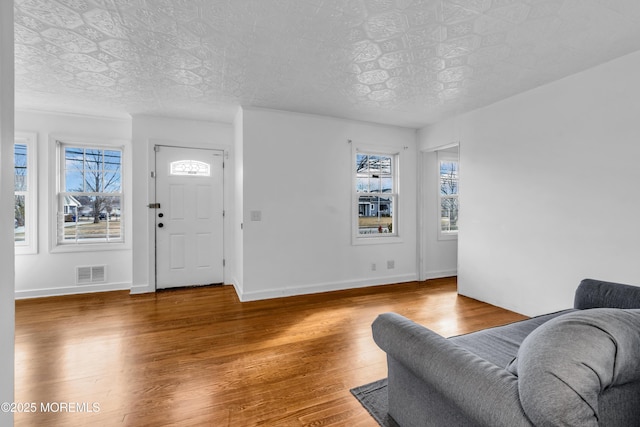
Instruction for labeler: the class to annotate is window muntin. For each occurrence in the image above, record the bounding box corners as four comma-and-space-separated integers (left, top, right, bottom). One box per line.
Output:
439, 159, 459, 236
355, 152, 397, 237
15, 133, 37, 254
58, 143, 123, 245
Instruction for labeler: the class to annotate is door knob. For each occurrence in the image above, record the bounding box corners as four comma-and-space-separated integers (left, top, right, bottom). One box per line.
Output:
158, 223, 164, 228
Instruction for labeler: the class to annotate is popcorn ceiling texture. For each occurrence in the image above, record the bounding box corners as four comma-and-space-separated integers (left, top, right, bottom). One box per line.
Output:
13, 0, 640, 127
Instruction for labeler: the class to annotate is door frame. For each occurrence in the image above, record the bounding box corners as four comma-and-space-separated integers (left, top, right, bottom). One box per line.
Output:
418, 142, 459, 281
152, 143, 227, 290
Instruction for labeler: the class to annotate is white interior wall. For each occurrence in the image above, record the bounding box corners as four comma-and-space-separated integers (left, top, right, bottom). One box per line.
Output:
420, 50, 640, 316
0, 1, 14, 421
131, 115, 234, 293
14, 111, 133, 298
238, 107, 418, 301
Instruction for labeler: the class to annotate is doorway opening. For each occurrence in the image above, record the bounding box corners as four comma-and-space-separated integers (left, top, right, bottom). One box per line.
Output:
419, 143, 459, 281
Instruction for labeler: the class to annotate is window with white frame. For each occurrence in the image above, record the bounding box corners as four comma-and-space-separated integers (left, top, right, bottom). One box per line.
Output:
354, 149, 398, 240
15, 132, 37, 254
57, 142, 123, 245
439, 152, 459, 238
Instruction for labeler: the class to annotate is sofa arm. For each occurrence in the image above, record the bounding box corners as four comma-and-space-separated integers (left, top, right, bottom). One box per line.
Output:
511, 308, 640, 427
574, 278, 640, 309
372, 313, 533, 427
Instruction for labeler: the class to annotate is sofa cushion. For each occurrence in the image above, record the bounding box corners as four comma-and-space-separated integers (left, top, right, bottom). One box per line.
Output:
450, 309, 574, 367
507, 308, 640, 427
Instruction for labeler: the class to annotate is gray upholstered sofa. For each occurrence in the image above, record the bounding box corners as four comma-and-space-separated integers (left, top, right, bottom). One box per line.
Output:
372, 279, 640, 427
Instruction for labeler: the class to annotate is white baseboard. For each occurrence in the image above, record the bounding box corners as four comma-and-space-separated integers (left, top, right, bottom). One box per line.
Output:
422, 269, 457, 280
15, 282, 132, 299
130, 283, 154, 294
14, 274, 424, 301
237, 273, 418, 302
230, 279, 243, 301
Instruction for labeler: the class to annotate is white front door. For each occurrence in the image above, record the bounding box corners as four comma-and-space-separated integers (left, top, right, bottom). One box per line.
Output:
155, 146, 224, 289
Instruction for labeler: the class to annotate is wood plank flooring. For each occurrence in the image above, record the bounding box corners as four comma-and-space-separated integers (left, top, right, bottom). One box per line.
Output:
14, 277, 527, 426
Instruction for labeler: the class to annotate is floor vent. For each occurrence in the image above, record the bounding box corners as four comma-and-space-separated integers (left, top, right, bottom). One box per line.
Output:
76, 265, 106, 285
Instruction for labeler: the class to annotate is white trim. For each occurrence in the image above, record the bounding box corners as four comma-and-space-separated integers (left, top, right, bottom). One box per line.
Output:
231, 280, 243, 300
14, 131, 38, 255
130, 283, 154, 294
418, 143, 460, 281
149, 138, 230, 153
15, 281, 131, 299
417, 150, 425, 281
15, 107, 130, 121
422, 269, 458, 280
423, 141, 460, 153
50, 242, 128, 254
236, 274, 418, 302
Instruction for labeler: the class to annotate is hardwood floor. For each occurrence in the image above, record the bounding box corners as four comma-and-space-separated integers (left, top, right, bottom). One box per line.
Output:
14, 277, 527, 426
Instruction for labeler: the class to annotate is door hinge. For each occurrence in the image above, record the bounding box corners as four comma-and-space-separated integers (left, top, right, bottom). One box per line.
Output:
222, 210, 225, 217
223, 259, 226, 267
154, 145, 160, 152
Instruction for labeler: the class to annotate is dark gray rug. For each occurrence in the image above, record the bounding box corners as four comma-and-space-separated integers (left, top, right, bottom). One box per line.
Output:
350, 378, 399, 427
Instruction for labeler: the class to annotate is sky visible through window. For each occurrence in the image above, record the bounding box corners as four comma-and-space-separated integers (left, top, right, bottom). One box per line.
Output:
14, 144, 27, 191
64, 147, 121, 193
356, 153, 392, 193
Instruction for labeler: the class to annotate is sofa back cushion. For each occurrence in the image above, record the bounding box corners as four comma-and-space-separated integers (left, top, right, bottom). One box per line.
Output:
574, 279, 640, 309
506, 308, 640, 427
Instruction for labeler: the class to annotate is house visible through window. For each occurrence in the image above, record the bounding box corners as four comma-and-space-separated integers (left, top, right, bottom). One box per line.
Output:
15, 133, 37, 254
355, 151, 397, 238
439, 157, 459, 236
58, 143, 123, 244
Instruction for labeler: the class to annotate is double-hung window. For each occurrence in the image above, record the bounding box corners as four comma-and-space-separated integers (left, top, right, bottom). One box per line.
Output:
439, 152, 459, 239
354, 149, 398, 242
57, 142, 123, 246
15, 132, 37, 254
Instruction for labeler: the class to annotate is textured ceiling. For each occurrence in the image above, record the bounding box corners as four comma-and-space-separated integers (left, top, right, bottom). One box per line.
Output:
13, 0, 640, 128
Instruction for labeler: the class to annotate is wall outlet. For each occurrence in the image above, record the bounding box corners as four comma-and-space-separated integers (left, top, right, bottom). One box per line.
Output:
387, 260, 395, 269
250, 210, 262, 221
371, 263, 376, 271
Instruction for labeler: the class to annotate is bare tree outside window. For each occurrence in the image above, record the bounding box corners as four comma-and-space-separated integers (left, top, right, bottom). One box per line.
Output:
440, 161, 459, 233
14, 144, 27, 242
60, 145, 123, 243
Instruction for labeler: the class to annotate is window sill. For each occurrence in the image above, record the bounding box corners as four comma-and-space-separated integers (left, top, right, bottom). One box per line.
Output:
352, 235, 403, 246
15, 246, 37, 256
438, 232, 458, 241
51, 241, 129, 254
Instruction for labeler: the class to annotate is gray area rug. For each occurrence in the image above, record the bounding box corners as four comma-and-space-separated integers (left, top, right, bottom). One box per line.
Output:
350, 378, 399, 427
